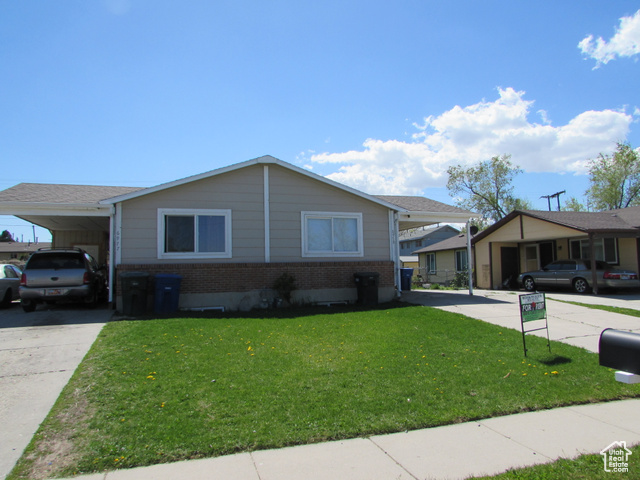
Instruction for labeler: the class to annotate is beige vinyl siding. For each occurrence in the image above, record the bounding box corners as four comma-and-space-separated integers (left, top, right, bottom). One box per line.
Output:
119, 165, 265, 264
617, 237, 639, 271
118, 163, 392, 265
267, 165, 390, 262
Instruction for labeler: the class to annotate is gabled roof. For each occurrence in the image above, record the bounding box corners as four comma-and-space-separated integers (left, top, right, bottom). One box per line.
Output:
101, 156, 403, 211
0, 156, 476, 231
473, 209, 640, 244
413, 234, 469, 254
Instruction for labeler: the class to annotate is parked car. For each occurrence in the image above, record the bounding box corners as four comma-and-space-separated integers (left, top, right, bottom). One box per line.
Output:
518, 259, 640, 294
0, 264, 22, 308
19, 248, 107, 312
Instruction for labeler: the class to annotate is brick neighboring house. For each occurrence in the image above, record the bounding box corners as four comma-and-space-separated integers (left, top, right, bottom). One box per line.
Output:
0, 156, 476, 311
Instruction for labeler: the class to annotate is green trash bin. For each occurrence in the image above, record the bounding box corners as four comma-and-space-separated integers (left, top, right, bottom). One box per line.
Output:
121, 272, 149, 316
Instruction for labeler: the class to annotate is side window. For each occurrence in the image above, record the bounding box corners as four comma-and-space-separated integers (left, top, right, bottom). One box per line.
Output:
454, 250, 468, 272
426, 253, 436, 273
4, 266, 18, 278
158, 209, 232, 259
302, 212, 364, 257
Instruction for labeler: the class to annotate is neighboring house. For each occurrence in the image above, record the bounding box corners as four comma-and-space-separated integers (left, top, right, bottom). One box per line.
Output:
398, 224, 460, 256
414, 234, 470, 286
472, 209, 640, 292
0, 156, 475, 310
0, 242, 51, 263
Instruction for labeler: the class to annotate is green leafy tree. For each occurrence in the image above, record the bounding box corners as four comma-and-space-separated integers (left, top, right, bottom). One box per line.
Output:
446, 154, 531, 226
0, 230, 15, 242
585, 142, 640, 210
562, 196, 586, 212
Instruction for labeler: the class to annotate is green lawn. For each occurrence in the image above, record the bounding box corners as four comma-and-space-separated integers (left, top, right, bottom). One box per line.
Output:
9, 304, 639, 479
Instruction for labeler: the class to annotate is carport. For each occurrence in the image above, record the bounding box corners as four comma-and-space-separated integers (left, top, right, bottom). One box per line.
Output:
472, 209, 640, 294
0, 183, 143, 302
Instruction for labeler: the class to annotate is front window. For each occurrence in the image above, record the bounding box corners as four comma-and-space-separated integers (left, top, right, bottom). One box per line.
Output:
570, 237, 617, 264
455, 249, 468, 272
302, 212, 363, 257
158, 209, 231, 259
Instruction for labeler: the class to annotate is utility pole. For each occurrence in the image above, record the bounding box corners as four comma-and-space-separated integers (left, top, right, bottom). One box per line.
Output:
540, 190, 566, 211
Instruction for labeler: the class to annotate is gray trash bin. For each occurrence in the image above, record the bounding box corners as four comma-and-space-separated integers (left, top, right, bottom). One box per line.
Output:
121, 272, 149, 316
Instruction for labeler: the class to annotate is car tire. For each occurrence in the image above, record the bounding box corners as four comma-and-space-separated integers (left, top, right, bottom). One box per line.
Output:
21, 299, 36, 313
573, 278, 589, 294
522, 276, 536, 291
1, 289, 12, 308
84, 290, 98, 309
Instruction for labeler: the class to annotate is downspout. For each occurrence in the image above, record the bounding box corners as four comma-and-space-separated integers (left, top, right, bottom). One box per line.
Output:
389, 211, 400, 297
467, 220, 474, 296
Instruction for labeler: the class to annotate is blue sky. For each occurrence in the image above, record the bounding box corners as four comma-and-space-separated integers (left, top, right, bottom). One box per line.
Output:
2, 1, 640, 242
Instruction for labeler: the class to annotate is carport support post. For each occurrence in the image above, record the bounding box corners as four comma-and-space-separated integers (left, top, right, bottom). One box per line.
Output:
589, 233, 598, 295
467, 220, 473, 296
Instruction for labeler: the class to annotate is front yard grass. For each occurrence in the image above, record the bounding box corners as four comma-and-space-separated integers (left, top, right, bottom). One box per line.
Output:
9, 304, 640, 479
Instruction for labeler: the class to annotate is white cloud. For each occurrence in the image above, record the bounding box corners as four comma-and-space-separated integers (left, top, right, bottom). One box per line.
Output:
579, 9, 640, 68
309, 88, 633, 195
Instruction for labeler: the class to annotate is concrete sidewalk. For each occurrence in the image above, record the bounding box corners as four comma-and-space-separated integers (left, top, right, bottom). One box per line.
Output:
57, 399, 640, 480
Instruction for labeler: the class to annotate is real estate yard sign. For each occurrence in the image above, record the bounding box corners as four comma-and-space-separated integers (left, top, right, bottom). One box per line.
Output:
519, 293, 550, 356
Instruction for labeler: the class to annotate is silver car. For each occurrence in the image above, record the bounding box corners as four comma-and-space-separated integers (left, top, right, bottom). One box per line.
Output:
0, 264, 22, 308
518, 259, 640, 294
19, 248, 107, 312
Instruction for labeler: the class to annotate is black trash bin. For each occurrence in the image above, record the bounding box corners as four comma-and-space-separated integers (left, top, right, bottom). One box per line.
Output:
400, 268, 414, 291
121, 272, 149, 316
154, 274, 182, 314
353, 272, 379, 305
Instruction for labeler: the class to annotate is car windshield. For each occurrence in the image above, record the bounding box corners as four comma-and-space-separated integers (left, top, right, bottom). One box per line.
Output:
27, 253, 84, 270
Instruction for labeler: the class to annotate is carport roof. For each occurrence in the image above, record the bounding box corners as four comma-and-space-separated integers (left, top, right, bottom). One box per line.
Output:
473, 209, 640, 244
0, 183, 143, 204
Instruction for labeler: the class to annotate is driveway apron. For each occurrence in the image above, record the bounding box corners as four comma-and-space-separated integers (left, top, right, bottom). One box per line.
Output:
402, 289, 640, 353
0, 304, 109, 480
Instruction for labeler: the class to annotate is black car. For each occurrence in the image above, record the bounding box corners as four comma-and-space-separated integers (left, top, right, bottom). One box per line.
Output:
19, 248, 107, 312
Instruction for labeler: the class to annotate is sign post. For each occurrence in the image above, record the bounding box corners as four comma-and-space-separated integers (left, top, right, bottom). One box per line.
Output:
519, 292, 551, 356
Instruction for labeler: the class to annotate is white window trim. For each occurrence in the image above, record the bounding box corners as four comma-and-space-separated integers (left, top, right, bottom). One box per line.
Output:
454, 249, 468, 272
301, 211, 364, 258
157, 208, 232, 259
426, 253, 436, 274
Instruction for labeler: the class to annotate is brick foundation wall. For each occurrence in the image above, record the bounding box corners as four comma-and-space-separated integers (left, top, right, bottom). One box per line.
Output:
116, 261, 395, 296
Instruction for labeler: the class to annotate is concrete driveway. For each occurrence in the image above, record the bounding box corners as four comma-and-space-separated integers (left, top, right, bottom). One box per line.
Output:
0, 302, 110, 480
403, 289, 640, 353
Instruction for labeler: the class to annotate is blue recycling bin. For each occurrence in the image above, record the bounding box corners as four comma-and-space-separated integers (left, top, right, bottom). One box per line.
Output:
400, 268, 414, 291
154, 274, 182, 314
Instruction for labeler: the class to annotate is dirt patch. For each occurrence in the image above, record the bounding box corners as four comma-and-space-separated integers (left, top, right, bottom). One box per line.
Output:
19, 388, 93, 480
